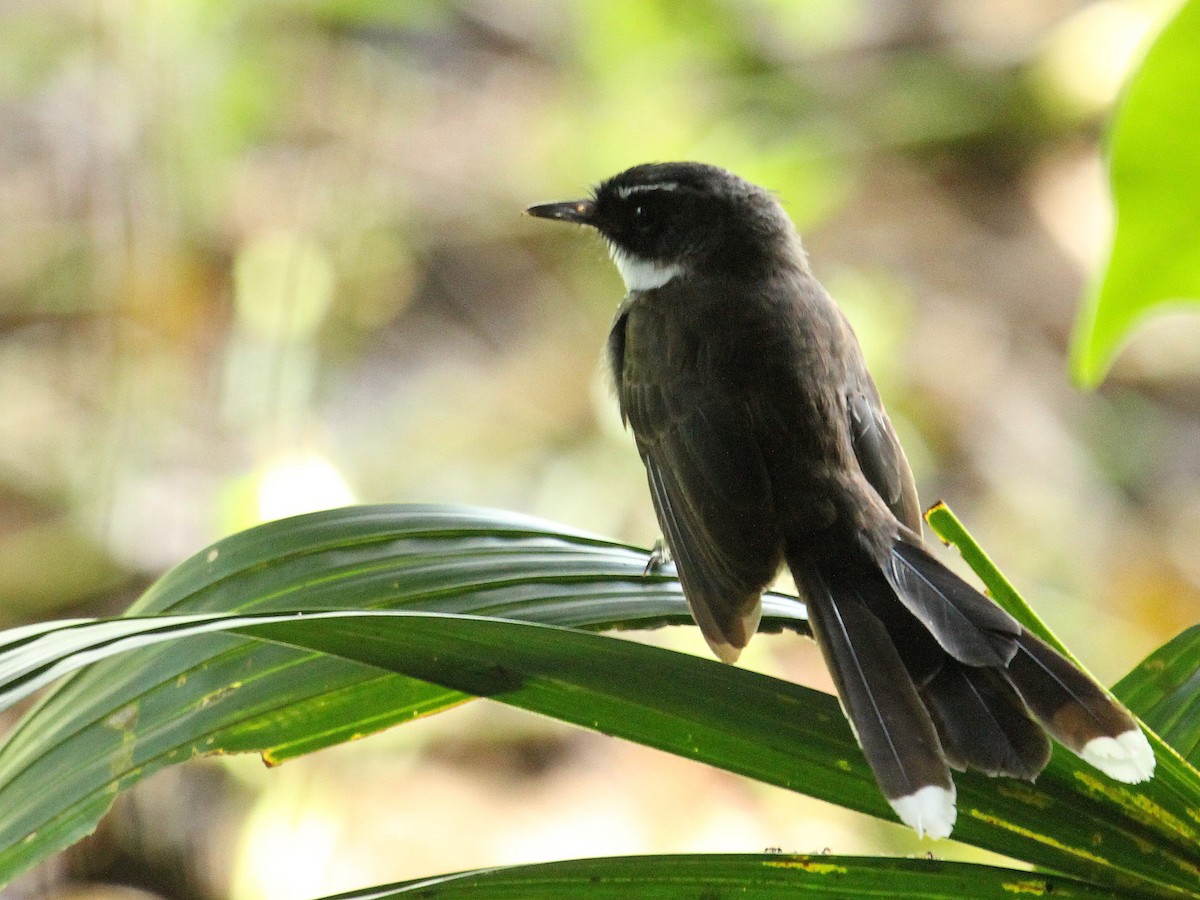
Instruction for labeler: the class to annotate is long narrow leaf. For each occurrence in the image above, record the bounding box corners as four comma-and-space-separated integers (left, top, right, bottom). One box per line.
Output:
925, 502, 1069, 657
323, 854, 1131, 899
926, 500, 1200, 890
1115, 624, 1200, 766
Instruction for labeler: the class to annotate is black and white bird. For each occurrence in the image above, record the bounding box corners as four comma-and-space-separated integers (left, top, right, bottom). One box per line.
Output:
526, 161, 1154, 839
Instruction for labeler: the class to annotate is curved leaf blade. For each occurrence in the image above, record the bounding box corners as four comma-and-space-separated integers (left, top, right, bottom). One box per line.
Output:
928, 501, 1200, 888
238, 613, 1200, 900
925, 502, 1069, 656
0, 505, 802, 887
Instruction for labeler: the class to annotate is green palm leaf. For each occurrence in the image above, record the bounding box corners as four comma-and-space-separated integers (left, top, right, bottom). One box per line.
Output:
322, 853, 1132, 899
0, 504, 1196, 898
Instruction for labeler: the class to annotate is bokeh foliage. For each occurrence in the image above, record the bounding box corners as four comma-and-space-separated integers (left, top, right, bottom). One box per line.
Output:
1073, 0, 1200, 385
3, 1, 1200, 897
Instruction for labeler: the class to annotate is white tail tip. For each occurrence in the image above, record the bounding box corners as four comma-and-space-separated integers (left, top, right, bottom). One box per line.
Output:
705, 635, 742, 664
889, 783, 957, 839
1081, 728, 1156, 783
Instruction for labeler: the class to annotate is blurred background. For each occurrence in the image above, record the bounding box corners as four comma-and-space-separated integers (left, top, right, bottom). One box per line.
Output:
3, 0, 1198, 897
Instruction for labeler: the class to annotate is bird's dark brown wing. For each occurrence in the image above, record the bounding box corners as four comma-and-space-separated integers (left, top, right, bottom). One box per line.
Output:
846, 376, 921, 534
610, 307, 782, 662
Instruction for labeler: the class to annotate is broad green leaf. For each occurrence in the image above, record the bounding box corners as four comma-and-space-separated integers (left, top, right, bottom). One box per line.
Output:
1072, 0, 1200, 386
0, 624, 1195, 897
0, 504, 801, 888
323, 853, 1130, 899
2, 609, 1200, 898
1114, 624, 1200, 766
0, 505, 1198, 897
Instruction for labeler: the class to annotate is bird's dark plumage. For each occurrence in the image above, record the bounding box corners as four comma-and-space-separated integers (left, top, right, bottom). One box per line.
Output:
527, 161, 1154, 837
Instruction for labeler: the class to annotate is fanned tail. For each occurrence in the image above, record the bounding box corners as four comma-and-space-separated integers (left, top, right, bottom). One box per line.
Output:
886, 534, 1154, 784
789, 532, 1155, 839
919, 662, 1050, 779
1007, 630, 1155, 783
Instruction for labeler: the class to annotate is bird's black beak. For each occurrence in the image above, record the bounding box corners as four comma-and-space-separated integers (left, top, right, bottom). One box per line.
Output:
525, 199, 597, 225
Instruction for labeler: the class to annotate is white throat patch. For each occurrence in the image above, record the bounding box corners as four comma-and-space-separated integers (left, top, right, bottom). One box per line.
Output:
608, 244, 683, 292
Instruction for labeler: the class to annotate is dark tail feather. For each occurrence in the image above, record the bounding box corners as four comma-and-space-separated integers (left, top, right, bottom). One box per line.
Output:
1008, 630, 1155, 783
884, 537, 1019, 667
920, 662, 1050, 780
799, 561, 956, 838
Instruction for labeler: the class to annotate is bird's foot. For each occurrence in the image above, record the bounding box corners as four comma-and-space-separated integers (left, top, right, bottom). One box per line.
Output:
643, 538, 673, 575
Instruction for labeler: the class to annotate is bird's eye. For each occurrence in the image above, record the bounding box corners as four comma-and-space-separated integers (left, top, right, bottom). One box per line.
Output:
632, 205, 655, 234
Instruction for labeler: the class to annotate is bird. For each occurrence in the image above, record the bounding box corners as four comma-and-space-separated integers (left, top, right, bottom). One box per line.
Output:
525, 161, 1155, 839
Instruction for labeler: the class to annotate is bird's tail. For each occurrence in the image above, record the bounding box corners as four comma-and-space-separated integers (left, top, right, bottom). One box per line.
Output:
788, 532, 1154, 839
797, 557, 959, 837
1006, 627, 1156, 783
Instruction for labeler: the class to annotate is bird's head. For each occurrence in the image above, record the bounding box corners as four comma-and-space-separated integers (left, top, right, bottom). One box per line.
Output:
526, 162, 800, 292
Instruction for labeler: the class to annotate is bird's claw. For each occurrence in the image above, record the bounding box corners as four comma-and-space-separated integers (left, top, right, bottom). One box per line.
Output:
643, 538, 673, 575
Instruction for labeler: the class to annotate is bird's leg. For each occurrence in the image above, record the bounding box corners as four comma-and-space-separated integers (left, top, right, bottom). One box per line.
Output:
643, 538, 673, 575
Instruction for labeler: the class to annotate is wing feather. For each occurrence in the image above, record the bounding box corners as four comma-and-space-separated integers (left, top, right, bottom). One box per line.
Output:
847, 384, 921, 533
612, 304, 782, 660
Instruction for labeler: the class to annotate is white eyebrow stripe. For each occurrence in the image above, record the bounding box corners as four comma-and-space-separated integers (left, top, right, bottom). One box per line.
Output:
615, 182, 680, 199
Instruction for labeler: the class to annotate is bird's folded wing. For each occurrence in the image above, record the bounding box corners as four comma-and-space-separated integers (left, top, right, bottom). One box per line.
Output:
623, 377, 782, 661
847, 383, 921, 534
